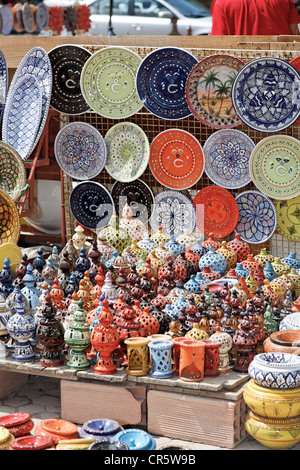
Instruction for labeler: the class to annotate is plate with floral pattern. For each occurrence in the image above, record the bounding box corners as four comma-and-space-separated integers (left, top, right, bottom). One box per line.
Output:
70, 181, 114, 231
235, 191, 277, 244
149, 129, 205, 190
203, 129, 255, 189
249, 135, 300, 200
273, 196, 300, 242
193, 186, 239, 238
0, 141, 27, 201
54, 121, 106, 180
80, 46, 143, 119
150, 190, 196, 237
232, 57, 300, 132
48, 44, 91, 115
104, 122, 150, 182
136, 47, 197, 120
0, 50, 7, 124
186, 54, 245, 129
111, 179, 154, 224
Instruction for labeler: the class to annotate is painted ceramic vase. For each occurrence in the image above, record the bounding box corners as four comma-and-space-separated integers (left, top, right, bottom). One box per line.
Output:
64, 299, 91, 370
199, 246, 227, 275
244, 411, 300, 450
226, 234, 250, 262
248, 352, 300, 389
111, 429, 156, 450
78, 419, 123, 441
6, 294, 36, 361
124, 337, 150, 375
264, 329, 300, 355
243, 379, 300, 419
34, 419, 78, 445
179, 339, 205, 382
148, 340, 174, 378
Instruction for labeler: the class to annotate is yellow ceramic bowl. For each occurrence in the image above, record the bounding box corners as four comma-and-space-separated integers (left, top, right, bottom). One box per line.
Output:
245, 411, 300, 450
243, 379, 300, 419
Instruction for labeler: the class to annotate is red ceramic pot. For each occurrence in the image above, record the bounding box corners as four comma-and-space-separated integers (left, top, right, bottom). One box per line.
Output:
10, 435, 54, 450
0, 412, 30, 428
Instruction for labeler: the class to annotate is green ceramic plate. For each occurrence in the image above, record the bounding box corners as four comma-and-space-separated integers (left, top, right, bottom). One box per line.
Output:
80, 46, 143, 119
249, 135, 300, 200
104, 122, 150, 182
273, 196, 300, 241
0, 141, 27, 201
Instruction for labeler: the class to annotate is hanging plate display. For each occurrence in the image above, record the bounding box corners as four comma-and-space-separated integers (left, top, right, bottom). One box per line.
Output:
3, 47, 52, 153
231, 57, 300, 132
136, 47, 197, 120
235, 191, 277, 244
249, 135, 300, 200
193, 186, 239, 238
0, 141, 27, 201
289, 55, 300, 126
48, 44, 91, 115
0, 5, 13, 36
111, 179, 154, 224
0, 50, 7, 124
149, 129, 205, 190
273, 196, 300, 242
80, 46, 143, 119
150, 190, 196, 237
203, 129, 255, 189
0, 189, 20, 244
186, 54, 244, 129
2, 74, 42, 161
54, 121, 106, 180
70, 181, 114, 231
104, 122, 149, 182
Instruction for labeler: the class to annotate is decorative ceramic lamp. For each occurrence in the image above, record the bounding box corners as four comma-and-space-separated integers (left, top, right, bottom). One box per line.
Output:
179, 339, 205, 382
209, 326, 232, 374
64, 299, 91, 370
148, 340, 174, 378
6, 294, 36, 361
124, 337, 150, 376
203, 339, 221, 377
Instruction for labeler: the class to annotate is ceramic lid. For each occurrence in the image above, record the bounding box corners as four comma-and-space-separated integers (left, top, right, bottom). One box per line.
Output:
0, 412, 30, 428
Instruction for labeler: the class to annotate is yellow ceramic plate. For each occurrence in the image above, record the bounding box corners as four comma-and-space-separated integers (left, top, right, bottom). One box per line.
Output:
0, 242, 22, 274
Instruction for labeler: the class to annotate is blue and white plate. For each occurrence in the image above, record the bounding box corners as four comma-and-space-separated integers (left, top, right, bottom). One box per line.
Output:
2, 74, 42, 161
203, 129, 255, 189
3, 47, 52, 156
54, 122, 107, 180
0, 50, 7, 124
136, 47, 197, 120
231, 57, 300, 132
235, 191, 277, 244
70, 181, 115, 231
150, 190, 196, 237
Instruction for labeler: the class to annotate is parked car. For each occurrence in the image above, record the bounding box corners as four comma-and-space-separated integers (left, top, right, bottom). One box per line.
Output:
43, 0, 212, 35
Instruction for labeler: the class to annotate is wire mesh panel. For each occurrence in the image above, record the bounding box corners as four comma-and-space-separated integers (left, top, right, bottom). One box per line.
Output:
62, 44, 300, 257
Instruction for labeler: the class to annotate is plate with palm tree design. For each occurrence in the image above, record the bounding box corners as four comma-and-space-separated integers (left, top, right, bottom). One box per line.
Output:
186, 54, 245, 129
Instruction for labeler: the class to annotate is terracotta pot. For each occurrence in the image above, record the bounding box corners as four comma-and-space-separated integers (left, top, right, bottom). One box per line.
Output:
245, 411, 300, 450
179, 339, 205, 382
243, 379, 300, 419
264, 329, 300, 355
34, 419, 78, 445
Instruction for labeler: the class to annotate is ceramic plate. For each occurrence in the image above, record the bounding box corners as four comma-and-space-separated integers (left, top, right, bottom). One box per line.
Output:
0, 189, 20, 244
80, 46, 143, 119
149, 129, 205, 190
203, 129, 255, 189
186, 54, 244, 129
48, 44, 91, 115
54, 121, 106, 180
232, 57, 300, 132
136, 47, 197, 120
111, 179, 154, 224
0, 5, 13, 36
249, 135, 300, 200
2, 74, 42, 161
70, 181, 114, 231
4, 46, 52, 153
150, 190, 196, 237
235, 191, 277, 244
0, 50, 7, 124
193, 186, 239, 238
273, 196, 300, 242
0, 141, 27, 201
289, 55, 300, 126
105, 122, 149, 182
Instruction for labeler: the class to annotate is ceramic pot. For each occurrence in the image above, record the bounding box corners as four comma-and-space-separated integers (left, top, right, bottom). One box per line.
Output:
172, 336, 193, 374
248, 352, 300, 389
243, 379, 300, 419
34, 419, 78, 445
10, 435, 54, 450
148, 340, 173, 378
179, 339, 205, 382
0, 426, 14, 450
111, 429, 156, 450
64, 299, 91, 370
88, 440, 129, 450
244, 411, 300, 450
227, 234, 250, 262
78, 419, 123, 441
124, 337, 150, 375
264, 329, 300, 355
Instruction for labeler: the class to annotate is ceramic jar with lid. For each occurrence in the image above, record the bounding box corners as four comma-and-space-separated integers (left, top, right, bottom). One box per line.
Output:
281, 252, 300, 270
248, 352, 300, 389
137, 232, 158, 254
164, 235, 185, 259
199, 246, 227, 275
64, 299, 91, 370
227, 234, 250, 262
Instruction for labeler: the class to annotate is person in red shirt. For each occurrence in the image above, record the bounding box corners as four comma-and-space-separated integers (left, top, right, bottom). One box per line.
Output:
210, 0, 300, 35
